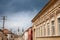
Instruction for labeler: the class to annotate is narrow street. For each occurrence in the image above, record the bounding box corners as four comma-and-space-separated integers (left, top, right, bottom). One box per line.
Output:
0, 0, 60, 40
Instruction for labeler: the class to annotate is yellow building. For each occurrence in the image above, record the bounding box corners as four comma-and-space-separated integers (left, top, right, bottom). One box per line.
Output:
32, 0, 60, 40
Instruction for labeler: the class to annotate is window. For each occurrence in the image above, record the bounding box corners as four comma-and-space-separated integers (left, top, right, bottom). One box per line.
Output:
36, 28, 38, 37
47, 23, 50, 35
58, 18, 60, 34
39, 27, 41, 37
51, 21, 55, 35
35, 29, 37, 37
36, 28, 40, 37
37, 28, 39, 37
40, 28, 41, 36
41, 26, 42, 36
38, 28, 40, 37
44, 24, 46, 36
39, 27, 40, 37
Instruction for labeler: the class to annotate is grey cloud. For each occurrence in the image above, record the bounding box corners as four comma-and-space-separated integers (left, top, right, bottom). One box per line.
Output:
0, 0, 49, 14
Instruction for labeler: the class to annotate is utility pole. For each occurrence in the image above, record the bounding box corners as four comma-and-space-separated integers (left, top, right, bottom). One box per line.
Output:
2, 16, 7, 29
1, 16, 7, 40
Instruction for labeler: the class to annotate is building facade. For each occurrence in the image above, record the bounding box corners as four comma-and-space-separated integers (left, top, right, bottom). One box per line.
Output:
24, 30, 28, 40
32, 0, 60, 40
28, 27, 33, 40
22, 27, 33, 40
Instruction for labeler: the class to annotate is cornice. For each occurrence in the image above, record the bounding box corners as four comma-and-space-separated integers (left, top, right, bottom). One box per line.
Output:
32, 0, 57, 22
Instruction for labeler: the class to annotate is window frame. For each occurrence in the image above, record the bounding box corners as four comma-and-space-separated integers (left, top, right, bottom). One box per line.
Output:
57, 17, 60, 35
51, 20, 55, 35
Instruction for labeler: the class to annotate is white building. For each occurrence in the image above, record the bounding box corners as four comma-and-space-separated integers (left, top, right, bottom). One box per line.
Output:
24, 30, 28, 40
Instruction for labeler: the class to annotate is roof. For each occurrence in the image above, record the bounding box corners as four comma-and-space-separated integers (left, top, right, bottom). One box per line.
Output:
3, 29, 12, 34
31, 0, 57, 22
14, 34, 19, 38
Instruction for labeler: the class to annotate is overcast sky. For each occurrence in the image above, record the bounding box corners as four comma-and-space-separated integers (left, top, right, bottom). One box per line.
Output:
0, 0, 49, 33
